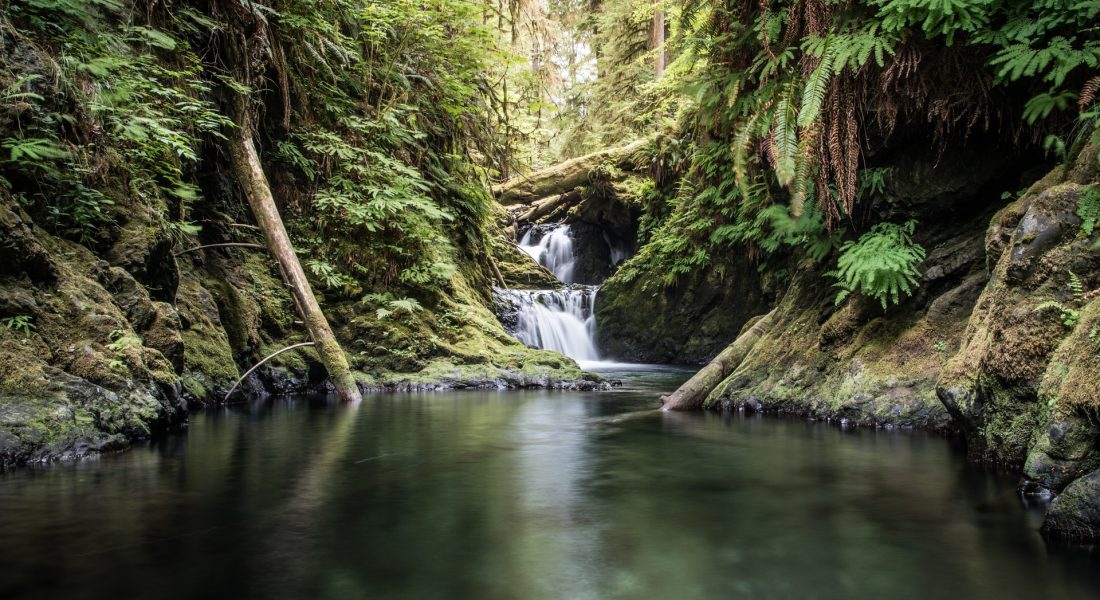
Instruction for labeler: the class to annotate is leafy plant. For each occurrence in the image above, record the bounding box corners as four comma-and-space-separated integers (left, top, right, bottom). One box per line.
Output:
1079, 185, 1100, 237
1035, 301, 1081, 329
830, 220, 926, 309
106, 328, 142, 371
1035, 271, 1088, 329
2, 315, 35, 337
376, 297, 423, 320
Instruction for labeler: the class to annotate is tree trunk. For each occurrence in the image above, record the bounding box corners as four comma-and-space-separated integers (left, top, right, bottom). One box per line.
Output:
652, 7, 666, 78
493, 138, 649, 205
227, 105, 362, 403
660, 309, 776, 411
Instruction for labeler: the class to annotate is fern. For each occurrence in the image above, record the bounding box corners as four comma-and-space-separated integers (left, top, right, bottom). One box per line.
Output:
770, 83, 799, 187
1035, 301, 1080, 328
830, 220, 926, 309
798, 37, 837, 128
1069, 270, 1085, 302
1079, 185, 1100, 237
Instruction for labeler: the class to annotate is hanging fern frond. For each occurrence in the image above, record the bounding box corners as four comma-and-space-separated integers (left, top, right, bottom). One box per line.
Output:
829, 220, 926, 309
798, 36, 837, 128
771, 82, 799, 186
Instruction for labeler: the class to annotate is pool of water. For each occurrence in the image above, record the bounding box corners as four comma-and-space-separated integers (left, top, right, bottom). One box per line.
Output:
1, 366, 1097, 599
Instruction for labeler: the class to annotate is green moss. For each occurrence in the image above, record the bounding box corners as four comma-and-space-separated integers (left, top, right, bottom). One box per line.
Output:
175, 273, 240, 399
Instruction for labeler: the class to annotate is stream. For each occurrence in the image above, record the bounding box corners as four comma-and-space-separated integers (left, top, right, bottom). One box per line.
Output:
0, 365, 1097, 599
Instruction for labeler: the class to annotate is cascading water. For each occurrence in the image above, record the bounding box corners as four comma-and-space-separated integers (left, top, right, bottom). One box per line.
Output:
499, 224, 615, 366
518, 226, 577, 284
496, 287, 599, 362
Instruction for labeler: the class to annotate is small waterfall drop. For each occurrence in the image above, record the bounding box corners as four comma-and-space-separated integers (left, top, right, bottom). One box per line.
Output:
496, 287, 599, 362
499, 223, 614, 365
518, 226, 577, 284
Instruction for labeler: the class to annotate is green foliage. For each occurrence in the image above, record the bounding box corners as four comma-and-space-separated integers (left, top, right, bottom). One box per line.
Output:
261, 0, 508, 300
1035, 270, 1088, 328
758, 204, 840, 262
105, 328, 142, 371
1079, 185, 1100, 237
830, 220, 926, 309
2, 315, 34, 337
3, 0, 230, 245
362, 292, 423, 321
1036, 301, 1081, 329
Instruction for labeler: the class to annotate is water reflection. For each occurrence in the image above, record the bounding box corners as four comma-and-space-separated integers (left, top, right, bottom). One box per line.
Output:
0, 369, 1097, 599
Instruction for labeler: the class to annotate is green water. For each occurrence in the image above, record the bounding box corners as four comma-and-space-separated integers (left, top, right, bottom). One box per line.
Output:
0, 366, 1096, 599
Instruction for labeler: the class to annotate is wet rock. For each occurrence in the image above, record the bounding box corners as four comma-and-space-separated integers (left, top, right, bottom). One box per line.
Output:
1042, 469, 1100, 541
107, 205, 179, 302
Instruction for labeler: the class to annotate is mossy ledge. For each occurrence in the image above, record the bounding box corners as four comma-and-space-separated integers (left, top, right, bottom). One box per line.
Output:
0, 193, 601, 471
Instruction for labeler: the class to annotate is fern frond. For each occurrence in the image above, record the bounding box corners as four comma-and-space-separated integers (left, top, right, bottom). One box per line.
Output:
798, 38, 836, 128
771, 83, 799, 186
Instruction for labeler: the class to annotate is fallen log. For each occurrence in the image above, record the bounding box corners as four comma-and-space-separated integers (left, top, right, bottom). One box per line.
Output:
493, 138, 650, 205
516, 190, 583, 223
660, 309, 777, 411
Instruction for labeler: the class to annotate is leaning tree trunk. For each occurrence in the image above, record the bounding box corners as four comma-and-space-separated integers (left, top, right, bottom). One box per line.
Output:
493, 138, 650, 205
227, 103, 362, 402
660, 309, 776, 411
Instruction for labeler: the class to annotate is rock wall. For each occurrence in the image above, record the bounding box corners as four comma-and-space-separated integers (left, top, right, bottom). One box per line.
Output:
596, 253, 770, 364
934, 140, 1100, 540
704, 209, 991, 430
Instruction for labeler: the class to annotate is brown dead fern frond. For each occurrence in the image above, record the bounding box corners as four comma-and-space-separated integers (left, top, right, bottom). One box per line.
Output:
1081, 76, 1100, 111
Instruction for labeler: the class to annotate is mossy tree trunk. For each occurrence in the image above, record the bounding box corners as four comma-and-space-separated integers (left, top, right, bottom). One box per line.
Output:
660, 309, 776, 411
227, 100, 362, 402
492, 138, 650, 205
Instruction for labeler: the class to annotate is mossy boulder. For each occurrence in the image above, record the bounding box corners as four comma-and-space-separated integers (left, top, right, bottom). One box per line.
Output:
0, 196, 184, 469
1042, 468, 1100, 541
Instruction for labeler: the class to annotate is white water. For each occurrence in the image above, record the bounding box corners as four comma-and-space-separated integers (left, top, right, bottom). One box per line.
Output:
497, 287, 600, 363
504, 224, 604, 363
518, 225, 577, 284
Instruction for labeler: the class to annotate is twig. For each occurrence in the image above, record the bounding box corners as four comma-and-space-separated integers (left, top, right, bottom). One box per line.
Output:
224, 342, 315, 401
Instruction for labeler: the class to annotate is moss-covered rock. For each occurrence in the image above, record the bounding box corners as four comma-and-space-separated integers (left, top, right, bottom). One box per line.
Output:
596, 252, 770, 363
0, 195, 184, 468
938, 142, 1100, 465
1042, 468, 1100, 541
702, 252, 976, 429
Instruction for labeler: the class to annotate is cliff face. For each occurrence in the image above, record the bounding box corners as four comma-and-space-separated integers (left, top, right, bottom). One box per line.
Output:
596, 252, 770, 364
936, 142, 1100, 540
701, 138, 1018, 430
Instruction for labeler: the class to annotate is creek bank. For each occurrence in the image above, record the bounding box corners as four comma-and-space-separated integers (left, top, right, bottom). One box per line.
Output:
647, 137, 1100, 540
0, 196, 601, 471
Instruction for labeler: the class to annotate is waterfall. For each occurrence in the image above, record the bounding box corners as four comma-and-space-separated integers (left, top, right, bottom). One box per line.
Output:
498, 224, 600, 364
518, 225, 577, 284
495, 287, 599, 362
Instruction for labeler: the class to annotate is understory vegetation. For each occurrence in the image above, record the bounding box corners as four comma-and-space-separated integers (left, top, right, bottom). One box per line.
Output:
486, 0, 1097, 309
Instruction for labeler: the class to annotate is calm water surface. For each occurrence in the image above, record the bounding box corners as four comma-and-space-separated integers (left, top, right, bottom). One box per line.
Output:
1, 366, 1097, 599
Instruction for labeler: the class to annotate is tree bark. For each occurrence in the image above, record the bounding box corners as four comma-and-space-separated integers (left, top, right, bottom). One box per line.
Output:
515, 189, 584, 222
660, 309, 776, 411
652, 7, 666, 78
493, 138, 649, 205
227, 104, 362, 402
